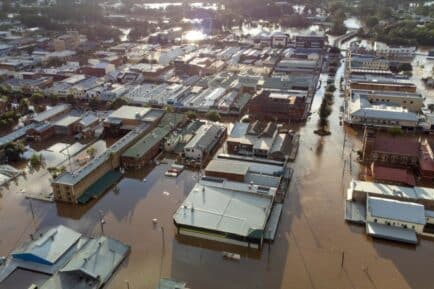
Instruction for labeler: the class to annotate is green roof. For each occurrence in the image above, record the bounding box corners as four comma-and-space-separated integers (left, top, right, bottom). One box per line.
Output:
121, 126, 171, 159
78, 170, 122, 204
159, 112, 186, 127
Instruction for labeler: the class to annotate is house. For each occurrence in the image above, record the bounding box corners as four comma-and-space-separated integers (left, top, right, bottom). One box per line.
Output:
183, 123, 226, 165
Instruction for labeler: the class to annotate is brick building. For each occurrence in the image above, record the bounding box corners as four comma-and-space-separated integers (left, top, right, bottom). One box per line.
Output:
249, 90, 308, 122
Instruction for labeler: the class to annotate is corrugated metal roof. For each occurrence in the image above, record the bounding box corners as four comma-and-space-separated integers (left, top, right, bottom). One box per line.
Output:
351, 179, 434, 201
173, 179, 275, 238
13, 225, 81, 265
366, 222, 418, 244
367, 196, 426, 225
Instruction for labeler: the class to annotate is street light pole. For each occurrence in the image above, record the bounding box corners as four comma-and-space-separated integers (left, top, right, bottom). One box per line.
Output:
98, 210, 106, 236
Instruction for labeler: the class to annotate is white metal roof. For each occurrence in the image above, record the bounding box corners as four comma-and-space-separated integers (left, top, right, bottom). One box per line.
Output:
367, 196, 426, 225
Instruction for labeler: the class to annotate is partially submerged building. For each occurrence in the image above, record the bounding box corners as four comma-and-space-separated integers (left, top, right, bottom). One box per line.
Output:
0, 225, 129, 289
173, 178, 281, 249
226, 121, 299, 161
52, 123, 151, 203
346, 179, 434, 244
183, 122, 226, 166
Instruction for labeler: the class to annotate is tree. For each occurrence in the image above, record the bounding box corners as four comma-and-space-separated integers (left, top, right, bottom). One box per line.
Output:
31, 92, 44, 104
398, 63, 412, 72
366, 16, 379, 28
19, 98, 30, 115
326, 84, 336, 92
185, 111, 197, 120
89, 96, 98, 111
110, 98, 128, 110
324, 91, 334, 104
329, 46, 341, 54
86, 147, 97, 159
206, 110, 221, 122
30, 153, 42, 168
4, 141, 25, 162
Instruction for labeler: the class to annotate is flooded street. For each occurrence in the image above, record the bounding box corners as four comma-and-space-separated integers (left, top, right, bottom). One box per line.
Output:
1, 61, 434, 289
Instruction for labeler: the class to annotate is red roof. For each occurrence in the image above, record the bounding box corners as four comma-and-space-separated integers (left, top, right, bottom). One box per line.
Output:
373, 135, 419, 157
419, 142, 434, 173
372, 164, 416, 187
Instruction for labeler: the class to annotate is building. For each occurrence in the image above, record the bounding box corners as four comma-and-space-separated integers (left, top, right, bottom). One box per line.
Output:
204, 157, 290, 201
370, 164, 416, 187
271, 32, 289, 48
274, 59, 319, 73
345, 179, 434, 244
362, 132, 420, 167
419, 140, 434, 181
121, 113, 185, 168
348, 75, 417, 93
249, 90, 308, 122
345, 93, 419, 129
295, 32, 326, 49
81, 62, 115, 77
226, 121, 297, 161
352, 89, 424, 113
121, 126, 171, 168
53, 115, 81, 136
349, 54, 391, 74
52, 123, 151, 203
173, 178, 280, 249
362, 131, 434, 183
0, 225, 129, 289
53, 31, 80, 52
349, 179, 434, 210
365, 196, 425, 244
183, 123, 226, 165
28, 104, 71, 124
104, 105, 164, 132
373, 42, 416, 59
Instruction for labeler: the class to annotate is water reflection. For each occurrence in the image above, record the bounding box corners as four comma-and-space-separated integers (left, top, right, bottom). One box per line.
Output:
183, 30, 207, 42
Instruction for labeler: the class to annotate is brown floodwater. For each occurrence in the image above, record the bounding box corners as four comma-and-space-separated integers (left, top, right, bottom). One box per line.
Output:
1, 61, 434, 289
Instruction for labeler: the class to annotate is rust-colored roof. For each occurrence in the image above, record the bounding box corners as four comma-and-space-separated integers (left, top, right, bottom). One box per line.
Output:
372, 164, 416, 187
419, 141, 434, 172
373, 135, 419, 157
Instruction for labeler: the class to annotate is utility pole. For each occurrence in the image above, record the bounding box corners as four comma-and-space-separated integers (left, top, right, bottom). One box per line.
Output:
98, 210, 105, 236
